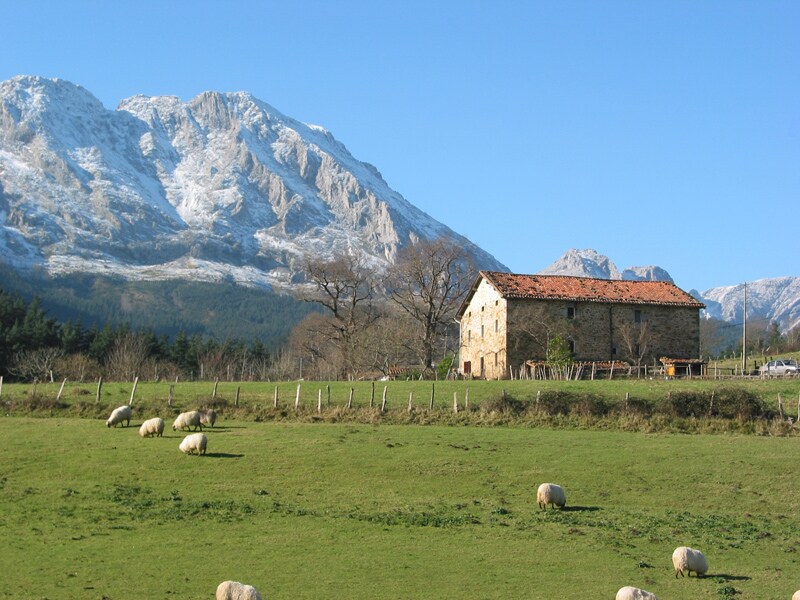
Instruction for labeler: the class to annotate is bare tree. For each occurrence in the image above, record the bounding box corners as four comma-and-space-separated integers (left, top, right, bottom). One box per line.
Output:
302, 253, 379, 379
54, 353, 101, 382
9, 347, 63, 382
388, 238, 474, 372
105, 332, 150, 381
618, 320, 652, 373
508, 303, 575, 362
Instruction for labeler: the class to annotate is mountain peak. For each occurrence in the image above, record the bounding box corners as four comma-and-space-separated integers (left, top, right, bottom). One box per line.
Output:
0, 75, 506, 292
539, 248, 622, 279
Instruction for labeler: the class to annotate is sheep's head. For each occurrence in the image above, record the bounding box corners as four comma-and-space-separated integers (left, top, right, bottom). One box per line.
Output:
172, 425, 178, 431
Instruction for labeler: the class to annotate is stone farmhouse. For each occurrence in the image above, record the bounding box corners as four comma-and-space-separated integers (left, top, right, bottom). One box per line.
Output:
456, 271, 705, 379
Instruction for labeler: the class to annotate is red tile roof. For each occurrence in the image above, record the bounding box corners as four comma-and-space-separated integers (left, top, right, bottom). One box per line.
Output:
477, 271, 705, 308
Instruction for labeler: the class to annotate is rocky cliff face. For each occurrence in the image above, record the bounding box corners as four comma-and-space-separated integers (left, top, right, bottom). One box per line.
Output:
0, 76, 505, 290
539, 248, 673, 283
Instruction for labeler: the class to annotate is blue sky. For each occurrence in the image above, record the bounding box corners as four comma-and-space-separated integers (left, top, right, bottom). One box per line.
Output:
1, 0, 797, 292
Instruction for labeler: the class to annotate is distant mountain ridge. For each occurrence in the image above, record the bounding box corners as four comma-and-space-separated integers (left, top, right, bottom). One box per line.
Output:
539, 249, 799, 332
0, 75, 506, 291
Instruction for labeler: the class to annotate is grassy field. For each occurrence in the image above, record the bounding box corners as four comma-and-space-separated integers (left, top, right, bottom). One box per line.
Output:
1, 417, 799, 599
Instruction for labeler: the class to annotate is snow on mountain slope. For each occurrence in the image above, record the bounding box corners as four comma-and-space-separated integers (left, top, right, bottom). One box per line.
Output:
700, 277, 800, 332
0, 75, 505, 289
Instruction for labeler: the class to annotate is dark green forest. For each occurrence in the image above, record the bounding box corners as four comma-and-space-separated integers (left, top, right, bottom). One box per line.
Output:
0, 268, 315, 381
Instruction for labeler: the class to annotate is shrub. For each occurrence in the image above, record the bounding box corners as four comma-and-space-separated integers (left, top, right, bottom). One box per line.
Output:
569, 394, 609, 417
656, 391, 709, 418
712, 387, 767, 420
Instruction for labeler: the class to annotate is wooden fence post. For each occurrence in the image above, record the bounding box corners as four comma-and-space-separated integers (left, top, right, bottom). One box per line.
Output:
408, 391, 413, 413
128, 376, 139, 406
430, 382, 435, 410
465, 387, 470, 411
0, 375, 3, 398
326, 384, 331, 407
212, 378, 219, 402
347, 387, 353, 410
381, 386, 387, 412
778, 394, 784, 419
370, 381, 375, 408
295, 383, 301, 411
273, 386, 279, 409
168, 384, 174, 407
235, 386, 241, 407
453, 391, 458, 413
536, 390, 541, 412
56, 378, 67, 402
95, 377, 103, 404
318, 389, 322, 413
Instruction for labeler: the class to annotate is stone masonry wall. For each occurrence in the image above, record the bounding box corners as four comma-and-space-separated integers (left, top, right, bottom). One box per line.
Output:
458, 279, 507, 379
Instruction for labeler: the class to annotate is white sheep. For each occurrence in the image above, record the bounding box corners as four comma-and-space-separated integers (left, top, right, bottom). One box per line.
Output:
615, 586, 658, 600
179, 432, 207, 455
106, 405, 132, 428
138, 417, 165, 438
200, 409, 217, 427
792, 591, 800, 600
216, 580, 262, 600
172, 410, 203, 432
672, 546, 708, 578
536, 482, 566, 509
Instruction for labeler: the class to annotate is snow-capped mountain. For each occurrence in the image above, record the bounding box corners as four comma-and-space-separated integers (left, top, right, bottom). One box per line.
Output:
699, 277, 800, 332
540, 249, 799, 331
539, 248, 674, 283
0, 75, 505, 290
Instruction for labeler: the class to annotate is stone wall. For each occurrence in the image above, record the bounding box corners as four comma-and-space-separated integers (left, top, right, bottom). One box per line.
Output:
458, 279, 507, 379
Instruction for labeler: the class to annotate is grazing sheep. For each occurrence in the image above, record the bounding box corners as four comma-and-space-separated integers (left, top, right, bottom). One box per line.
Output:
138, 417, 165, 438
216, 580, 262, 600
179, 433, 207, 455
615, 586, 658, 600
106, 405, 132, 428
536, 482, 566, 510
672, 546, 708, 578
792, 592, 800, 600
200, 409, 217, 427
172, 410, 203, 432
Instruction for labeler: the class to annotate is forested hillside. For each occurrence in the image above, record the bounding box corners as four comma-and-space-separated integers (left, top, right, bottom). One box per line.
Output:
0, 266, 313, 345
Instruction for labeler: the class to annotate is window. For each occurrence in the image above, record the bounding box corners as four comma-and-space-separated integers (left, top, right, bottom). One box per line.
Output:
567, 306, 575, 319
567, 339, 575, 354
468, 330, 471, 342
495, 319, 498, 333
481, 324, 484, 338
494, 353, 498, 367
612, 347, 617, 355
634, 309, 642, 323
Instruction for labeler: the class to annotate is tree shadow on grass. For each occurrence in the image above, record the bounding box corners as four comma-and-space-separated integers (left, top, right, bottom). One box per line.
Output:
705, 574, 752, 582
203, 452, 245, 459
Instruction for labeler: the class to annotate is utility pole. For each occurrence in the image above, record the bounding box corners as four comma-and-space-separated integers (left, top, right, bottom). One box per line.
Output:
741, 282, 747, 375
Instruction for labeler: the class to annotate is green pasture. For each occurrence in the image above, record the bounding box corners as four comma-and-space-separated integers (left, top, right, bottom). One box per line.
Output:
1, 417, 799, 599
